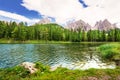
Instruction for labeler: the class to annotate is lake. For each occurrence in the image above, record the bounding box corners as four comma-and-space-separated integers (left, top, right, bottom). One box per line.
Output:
0, 43, 115, 69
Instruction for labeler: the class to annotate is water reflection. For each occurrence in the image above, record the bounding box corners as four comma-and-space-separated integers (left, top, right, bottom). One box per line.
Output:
0, 43, 115, 69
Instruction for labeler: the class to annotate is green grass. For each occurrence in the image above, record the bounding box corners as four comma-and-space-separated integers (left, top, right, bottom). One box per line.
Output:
0, 38, 118, 44
0, 38, 73, 44
0, 63, 120, 80
98, 43, 120, 60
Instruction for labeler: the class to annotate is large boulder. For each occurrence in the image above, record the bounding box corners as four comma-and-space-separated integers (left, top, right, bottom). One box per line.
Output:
21, 62, 37, 74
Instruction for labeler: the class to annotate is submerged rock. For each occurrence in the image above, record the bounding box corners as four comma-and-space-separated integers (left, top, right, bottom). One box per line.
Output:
21, 62, 37, 74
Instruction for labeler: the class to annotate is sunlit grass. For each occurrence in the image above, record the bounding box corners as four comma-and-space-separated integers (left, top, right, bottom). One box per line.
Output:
98, 43, 120, 60
0, 63, 120, 80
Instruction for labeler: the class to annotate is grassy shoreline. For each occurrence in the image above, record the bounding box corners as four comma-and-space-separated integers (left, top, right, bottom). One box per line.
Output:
0, 63, 120, 80
98, 43, 120, 66
0, 39, 72, 44
0, 39, 120, 44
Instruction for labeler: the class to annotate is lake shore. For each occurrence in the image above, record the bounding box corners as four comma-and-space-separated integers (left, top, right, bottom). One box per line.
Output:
0, 40, 120, 79
0, 39, 71, 44
0, 39, 119, 44
0, 62, 120, 80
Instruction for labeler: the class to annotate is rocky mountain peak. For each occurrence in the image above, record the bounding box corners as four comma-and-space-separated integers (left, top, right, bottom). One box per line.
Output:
103, 19, 112, 26
67, 19, 91, 31
93, 19, 114, 31
67, 19, 117, 31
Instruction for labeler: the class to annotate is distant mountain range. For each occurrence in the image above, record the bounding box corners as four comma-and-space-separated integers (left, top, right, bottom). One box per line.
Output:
67, 19, 118, 31
36, 18, 119, 31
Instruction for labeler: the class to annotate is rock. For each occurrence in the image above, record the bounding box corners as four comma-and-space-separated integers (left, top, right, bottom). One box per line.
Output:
93, 19, 115, 31
67, 19, 117, 31
21, 62, 37, 74
67, 19, 91, 31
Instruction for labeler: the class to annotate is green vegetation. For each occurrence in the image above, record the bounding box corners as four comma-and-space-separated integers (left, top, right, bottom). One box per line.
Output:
0, 63, 120, 80
1, 21, 120, 42
0, 38, 72, 44
0, 21, 120, 79
98, 43, 120, 61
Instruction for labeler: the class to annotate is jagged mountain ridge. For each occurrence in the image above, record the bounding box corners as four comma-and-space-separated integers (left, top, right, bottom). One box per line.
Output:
67, 19, 117, 31
93, 19, 115, 31
67, 20, 91, 31
36, 18, 117, 31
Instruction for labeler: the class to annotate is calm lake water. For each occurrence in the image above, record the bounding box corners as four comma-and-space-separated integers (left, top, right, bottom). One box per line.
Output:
0, 43, 115, 69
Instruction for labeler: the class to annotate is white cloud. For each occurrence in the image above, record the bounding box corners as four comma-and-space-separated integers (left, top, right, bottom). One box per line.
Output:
20, 0, 120, 26
85, 0, 120, 24
0, 10, 40, 25
21, 0, 83, 24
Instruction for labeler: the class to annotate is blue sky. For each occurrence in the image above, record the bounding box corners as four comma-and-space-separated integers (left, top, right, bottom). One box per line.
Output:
0, 0, 87, 17
0, 0, 88, 25
0, 0, 120, 26
0, 0, 40, 19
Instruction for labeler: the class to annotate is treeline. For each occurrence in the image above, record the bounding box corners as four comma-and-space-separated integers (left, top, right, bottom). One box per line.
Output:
0, 21, 120, 42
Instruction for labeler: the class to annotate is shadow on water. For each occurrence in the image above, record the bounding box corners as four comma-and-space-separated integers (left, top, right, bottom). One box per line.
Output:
0, 43, 115, 69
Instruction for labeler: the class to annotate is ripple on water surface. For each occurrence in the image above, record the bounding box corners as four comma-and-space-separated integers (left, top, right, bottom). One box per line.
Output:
0, 43, 116, 69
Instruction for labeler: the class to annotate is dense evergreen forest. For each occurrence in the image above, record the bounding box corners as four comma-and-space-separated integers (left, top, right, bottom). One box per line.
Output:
0, 21, 120, 42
